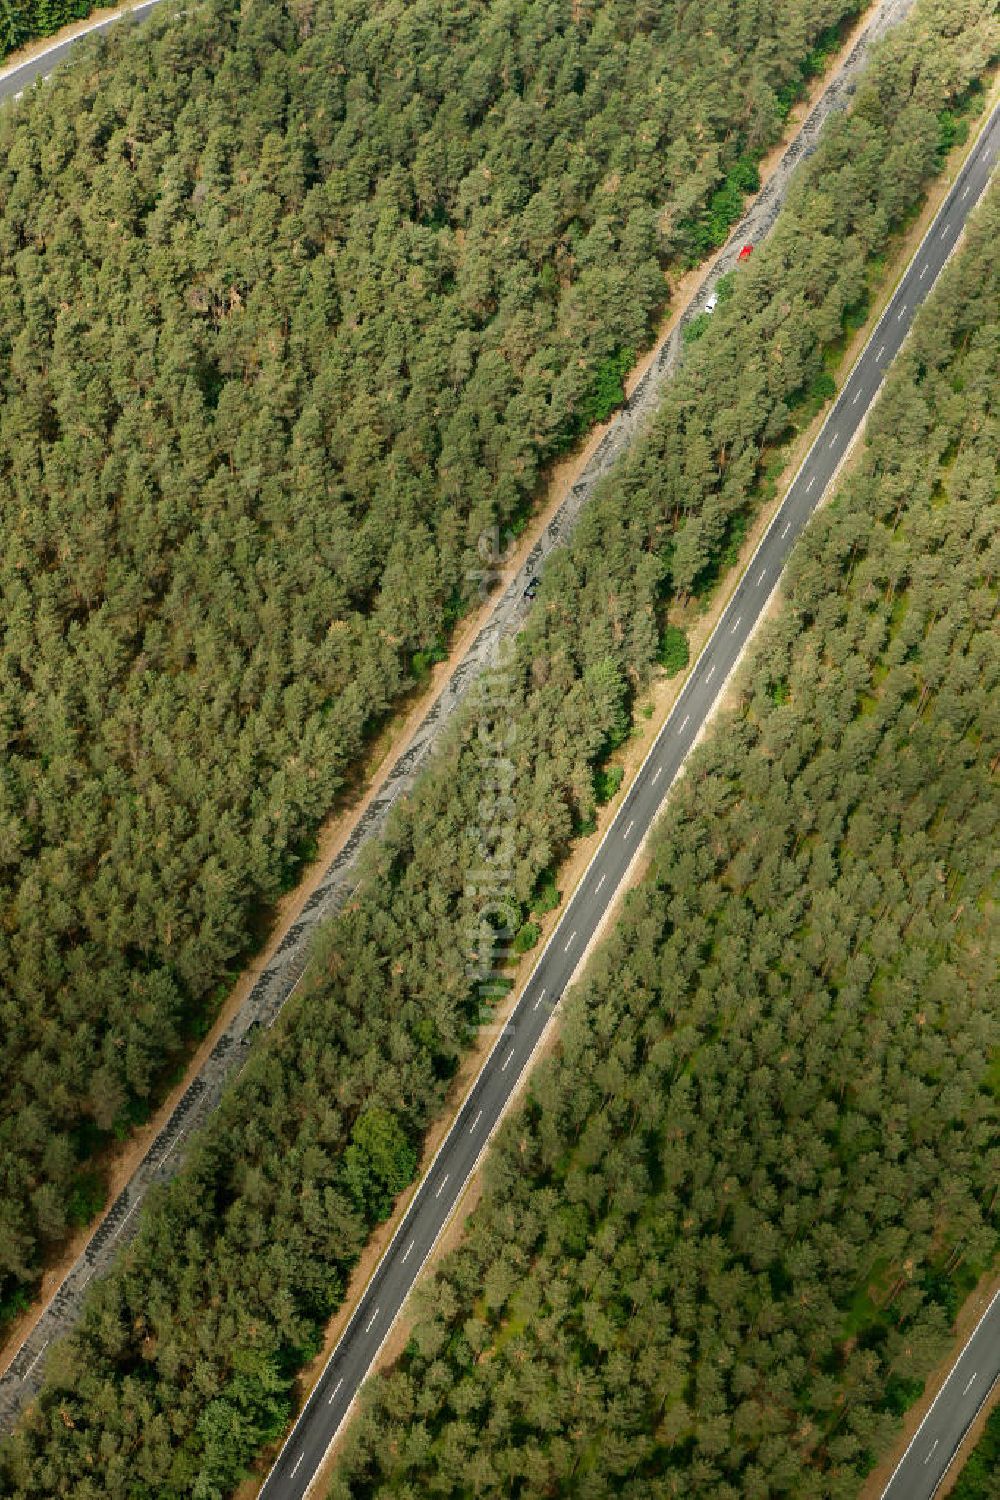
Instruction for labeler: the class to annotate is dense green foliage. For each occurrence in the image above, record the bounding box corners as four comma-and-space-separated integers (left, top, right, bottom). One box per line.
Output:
657, 623, 689, 676
950, 1401, 1000, 1500
0, 0, 870, 1312
0, 4, 993, 1493
331, 181, 1000, 1500
0, 0, 93, 62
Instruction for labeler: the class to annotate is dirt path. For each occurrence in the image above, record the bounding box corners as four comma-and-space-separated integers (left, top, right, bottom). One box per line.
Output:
0, 0, 920, 1433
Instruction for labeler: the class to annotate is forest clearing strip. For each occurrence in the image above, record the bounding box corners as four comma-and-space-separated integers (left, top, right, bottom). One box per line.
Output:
0, 0, 921, 1429
0, 0, 902, 1385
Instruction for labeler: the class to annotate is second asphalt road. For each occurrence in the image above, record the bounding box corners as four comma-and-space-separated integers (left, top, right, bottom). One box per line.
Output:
260, 90, 1000, 1500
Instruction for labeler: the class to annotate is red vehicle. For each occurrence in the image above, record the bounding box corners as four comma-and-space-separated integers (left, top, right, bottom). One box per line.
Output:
738, 243, 754, 261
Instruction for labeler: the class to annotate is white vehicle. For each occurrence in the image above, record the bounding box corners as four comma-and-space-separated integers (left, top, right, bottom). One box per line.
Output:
705, 290, 719, 314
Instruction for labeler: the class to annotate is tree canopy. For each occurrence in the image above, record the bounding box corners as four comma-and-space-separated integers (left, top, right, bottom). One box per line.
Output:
0, 3, 995, 1493
0, 0, 872, 1313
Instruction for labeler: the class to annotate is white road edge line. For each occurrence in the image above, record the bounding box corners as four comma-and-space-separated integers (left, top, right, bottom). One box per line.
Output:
113, 1198, 139, 1239
158, 1133, 182, 1168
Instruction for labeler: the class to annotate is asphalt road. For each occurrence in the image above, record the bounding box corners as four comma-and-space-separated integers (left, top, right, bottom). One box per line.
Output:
0, 0, 921, 1433
260, 96, 1000, 1500
0, 0, 163, 102
881, 1289, 1000, 1498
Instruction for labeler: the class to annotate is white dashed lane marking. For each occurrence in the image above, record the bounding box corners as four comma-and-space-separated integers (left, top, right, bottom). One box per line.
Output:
327, 1376, 344, 1405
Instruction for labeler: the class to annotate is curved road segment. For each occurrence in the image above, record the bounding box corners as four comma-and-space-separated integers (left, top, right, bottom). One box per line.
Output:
0, 0, 164, 102
260, 100, 1000, 1500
